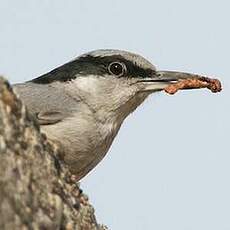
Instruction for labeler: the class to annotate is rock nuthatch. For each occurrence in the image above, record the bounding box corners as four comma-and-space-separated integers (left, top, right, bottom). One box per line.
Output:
14, 49, 207, 180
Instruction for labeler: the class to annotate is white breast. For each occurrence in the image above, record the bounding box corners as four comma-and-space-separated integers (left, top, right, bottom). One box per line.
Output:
41, 111, 122, 179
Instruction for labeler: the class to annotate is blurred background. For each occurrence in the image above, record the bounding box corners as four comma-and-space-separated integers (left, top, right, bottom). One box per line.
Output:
0, 0, 229, 229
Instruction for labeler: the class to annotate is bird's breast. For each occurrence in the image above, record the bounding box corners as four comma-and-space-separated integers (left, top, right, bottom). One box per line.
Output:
41, 114, 122, 179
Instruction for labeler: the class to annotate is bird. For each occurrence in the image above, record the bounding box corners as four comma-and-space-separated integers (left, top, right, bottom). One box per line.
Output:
13, 49, 206, 180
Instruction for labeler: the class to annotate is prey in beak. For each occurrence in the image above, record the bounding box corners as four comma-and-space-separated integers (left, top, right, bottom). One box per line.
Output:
137, 71, 222, 94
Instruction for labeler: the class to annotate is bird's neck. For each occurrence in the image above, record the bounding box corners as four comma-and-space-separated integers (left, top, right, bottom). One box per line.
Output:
58, 76, 149, 125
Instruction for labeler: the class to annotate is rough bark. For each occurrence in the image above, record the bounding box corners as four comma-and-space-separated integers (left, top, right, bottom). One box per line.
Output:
0, 77, 107, 230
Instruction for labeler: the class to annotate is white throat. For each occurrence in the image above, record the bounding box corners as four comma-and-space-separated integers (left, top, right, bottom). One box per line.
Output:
59, 75, 150, 124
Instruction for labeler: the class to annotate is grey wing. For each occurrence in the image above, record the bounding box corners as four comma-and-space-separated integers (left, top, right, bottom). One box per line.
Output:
13, 82, 78, 125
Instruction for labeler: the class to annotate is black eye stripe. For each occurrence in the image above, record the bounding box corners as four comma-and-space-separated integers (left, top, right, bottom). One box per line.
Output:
30, 55, 155, 84
81, 55, 155, 78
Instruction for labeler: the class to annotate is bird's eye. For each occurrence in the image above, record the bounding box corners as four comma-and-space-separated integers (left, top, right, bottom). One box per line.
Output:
108, 62, 126, 77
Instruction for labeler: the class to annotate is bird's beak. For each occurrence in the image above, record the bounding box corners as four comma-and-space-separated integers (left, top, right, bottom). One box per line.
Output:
138, 70, 202, 92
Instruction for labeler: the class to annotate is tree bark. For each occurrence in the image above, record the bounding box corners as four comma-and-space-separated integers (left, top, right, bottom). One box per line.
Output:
0, 77, 107, 230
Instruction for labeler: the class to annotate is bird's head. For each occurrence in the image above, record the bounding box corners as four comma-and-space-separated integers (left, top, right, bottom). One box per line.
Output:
31, 49, 201, 122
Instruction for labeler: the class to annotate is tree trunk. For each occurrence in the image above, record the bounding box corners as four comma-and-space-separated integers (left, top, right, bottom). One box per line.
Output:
0, 77, 107, 230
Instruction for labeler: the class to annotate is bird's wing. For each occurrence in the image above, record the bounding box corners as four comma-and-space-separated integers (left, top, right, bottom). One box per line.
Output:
13, 82, 78, 125
36, 111, 66, 125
